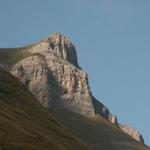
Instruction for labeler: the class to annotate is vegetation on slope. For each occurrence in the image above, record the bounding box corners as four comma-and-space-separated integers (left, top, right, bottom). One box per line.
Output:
52, 109, 150, 150
0, 44, 35, 65
0, 68, 89, 150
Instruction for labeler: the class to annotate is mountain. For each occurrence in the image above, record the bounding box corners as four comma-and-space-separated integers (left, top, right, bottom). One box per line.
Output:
0, 33, 113, 119
0, 33, 149, 149
0, 68, 90, 150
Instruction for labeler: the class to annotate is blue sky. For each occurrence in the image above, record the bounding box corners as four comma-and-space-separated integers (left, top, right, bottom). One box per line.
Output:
0, 0, 150, 146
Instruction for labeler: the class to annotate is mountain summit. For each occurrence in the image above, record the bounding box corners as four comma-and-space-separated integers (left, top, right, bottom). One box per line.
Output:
10, 33, 96, 116
0, 33, 144, 144
31, 33, 79, 67
10, 33, 119, 123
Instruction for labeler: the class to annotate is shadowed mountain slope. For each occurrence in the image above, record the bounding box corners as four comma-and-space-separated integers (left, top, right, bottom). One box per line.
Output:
0, 68, 89, 150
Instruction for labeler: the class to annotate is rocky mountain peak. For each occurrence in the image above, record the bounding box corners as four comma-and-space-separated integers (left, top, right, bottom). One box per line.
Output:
30, 33, 79, 67
10, 33, 95, 116
47, 32, 70, 45
4, 33, 144, 143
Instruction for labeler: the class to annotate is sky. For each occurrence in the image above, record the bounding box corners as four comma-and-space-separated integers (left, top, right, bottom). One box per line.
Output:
0, 0, 150, 146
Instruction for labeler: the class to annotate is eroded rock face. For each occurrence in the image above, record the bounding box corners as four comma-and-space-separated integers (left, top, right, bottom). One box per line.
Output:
30, 33, 79, 67
10, 33, 95, 116
119, 124, 144, 143
9, 33, 144, 143
92, 97, 118, 125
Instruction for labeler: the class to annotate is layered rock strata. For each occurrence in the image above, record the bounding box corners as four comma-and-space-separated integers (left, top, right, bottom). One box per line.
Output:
8, 33, 143, 143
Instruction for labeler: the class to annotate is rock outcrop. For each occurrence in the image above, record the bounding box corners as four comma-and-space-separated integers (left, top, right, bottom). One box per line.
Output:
92, 97, 118, 124
10, 33, 95, 116
7, 33, 143, 143
119, 124, 144, 143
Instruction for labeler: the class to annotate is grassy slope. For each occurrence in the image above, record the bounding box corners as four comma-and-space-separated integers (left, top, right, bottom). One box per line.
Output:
0, 68, 90, 150
52, 109, 150, 150
0, 45, 34, 65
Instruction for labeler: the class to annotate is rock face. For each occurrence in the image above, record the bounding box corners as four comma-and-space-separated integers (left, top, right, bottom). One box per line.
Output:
119, 124, 144, 143
92, 97, 118, 124
10, 33, 95, 116
8, 33, 143, 143
0, 64, 8, 70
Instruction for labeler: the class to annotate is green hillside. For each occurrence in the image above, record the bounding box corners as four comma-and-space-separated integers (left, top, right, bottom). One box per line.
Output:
52, 109, 150, 150
0, 68, 89, 150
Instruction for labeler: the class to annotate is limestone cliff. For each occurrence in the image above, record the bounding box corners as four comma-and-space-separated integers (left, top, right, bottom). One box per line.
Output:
3, 33, 143, 143
119, 124, 144, 143
10, 33, 95, 116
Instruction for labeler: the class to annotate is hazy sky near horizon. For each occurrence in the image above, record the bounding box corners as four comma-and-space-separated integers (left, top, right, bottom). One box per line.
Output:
0, 0, 150, 146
